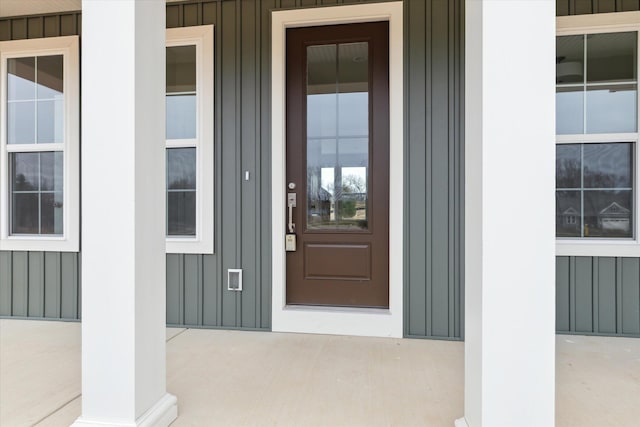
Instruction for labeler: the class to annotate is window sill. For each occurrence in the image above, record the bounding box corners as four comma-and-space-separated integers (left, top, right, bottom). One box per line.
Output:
166, 237, 213, 255
556, 240, 640, 258
0, 235, 79, 253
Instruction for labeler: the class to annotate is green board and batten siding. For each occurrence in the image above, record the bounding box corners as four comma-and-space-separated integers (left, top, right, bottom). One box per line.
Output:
1, 1, 639, 340
556, 0, 640, 338
0, 0, 465, 339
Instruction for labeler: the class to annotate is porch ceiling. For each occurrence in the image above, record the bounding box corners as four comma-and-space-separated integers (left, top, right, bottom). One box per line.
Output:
0, 0, 184, 18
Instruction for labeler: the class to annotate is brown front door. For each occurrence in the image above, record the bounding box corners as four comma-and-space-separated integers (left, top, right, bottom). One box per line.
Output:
285, 22, 389, 308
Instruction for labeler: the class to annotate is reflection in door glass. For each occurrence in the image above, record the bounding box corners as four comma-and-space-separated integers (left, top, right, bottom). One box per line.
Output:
306, 42, 369, 230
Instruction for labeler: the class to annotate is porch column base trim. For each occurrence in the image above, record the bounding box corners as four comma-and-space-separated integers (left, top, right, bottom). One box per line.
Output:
454, 417, 470, 427
71, 393, 177, 427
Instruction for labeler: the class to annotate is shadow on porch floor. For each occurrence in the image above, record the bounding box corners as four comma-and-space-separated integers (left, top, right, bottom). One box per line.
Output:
1, 319, 639, 426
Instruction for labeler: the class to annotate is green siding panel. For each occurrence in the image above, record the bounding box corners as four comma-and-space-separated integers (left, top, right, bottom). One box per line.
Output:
166, 254, 183, 325
556, 256, 640, 337
574, 257, 594, 332
0, 252, 12, 316
60, 253, 79, 319
621, 0, 640, 11
406, 0, 428, 338
0, 251, 79, 321
405, 0, 463, 340
184, 255, 202, 326
597, 257, 617, 334
11, 19, 27, 39
44, 253, 62, 318
27, 17, 43, 39
557, 0, 640, 14
621, 258, 640, 334
11, 253, 28, 317
556, 257, 571, 332
28, 252, 45, 317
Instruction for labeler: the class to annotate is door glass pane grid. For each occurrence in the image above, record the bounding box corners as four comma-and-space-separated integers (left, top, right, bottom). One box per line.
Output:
9, 151, 64, 235
556, 32, 638, 135
306, 42, 369, 231
556, 143, 634, 238
7, 55, 64, 145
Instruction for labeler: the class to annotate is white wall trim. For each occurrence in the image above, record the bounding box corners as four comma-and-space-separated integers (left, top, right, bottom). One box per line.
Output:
557, 10, 640, 34
165, 25, 214, 255
270, 1, 404, 338
0, 36, 80, 252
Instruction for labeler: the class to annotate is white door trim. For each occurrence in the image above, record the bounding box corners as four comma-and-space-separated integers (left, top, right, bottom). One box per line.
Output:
270, 1, 404, 338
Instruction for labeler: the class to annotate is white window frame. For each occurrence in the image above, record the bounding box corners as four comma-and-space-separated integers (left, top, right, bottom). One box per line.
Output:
0, 36, 79, 252
165, 25, 214, 255
556, 11, 640, 258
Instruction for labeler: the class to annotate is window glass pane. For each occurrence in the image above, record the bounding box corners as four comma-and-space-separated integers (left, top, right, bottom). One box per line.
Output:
167, 148, 196, 190
7, 101, 36, 144
556, 144, 581, 188
11, 194, 39, 234
556, 87, 584, 134
556, 35, 584, 84
10, 152, 64, 236
166, 45, 196, 140
556, 191, 581, 237
40, 151, 63, 191
11, 152, 39, 191
41, 192, 63, 235
586, 84, 637, 133
8, 57, 35, 101
37, 100, 64, 143
167, 192, 196, 236
587, 32, 637, 83
584, 190, 633, 238
36, 55, 64, 99
583, 143, 633, 188
166, 46, 196, 93
167, 148, 196, 237
166, 95, 196, 139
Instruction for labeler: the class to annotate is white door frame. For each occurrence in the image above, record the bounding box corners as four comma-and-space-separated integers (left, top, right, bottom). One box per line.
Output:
270, 2, 404, 338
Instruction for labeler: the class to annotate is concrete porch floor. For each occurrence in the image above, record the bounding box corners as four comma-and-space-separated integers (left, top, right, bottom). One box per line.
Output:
1, 320, 639, 427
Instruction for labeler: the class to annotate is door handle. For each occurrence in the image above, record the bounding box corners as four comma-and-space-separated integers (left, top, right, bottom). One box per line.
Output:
287, 192, 297, 233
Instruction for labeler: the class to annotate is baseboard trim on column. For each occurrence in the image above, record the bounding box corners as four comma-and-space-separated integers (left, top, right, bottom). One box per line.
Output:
454, 417, 470, 427
71, 393, 178, 427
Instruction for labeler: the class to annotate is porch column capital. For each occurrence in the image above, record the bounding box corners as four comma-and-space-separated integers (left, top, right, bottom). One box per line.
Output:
73, 1, 177, 426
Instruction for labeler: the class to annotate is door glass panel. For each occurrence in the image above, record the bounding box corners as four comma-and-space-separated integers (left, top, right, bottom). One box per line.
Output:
306, 42, 369, 230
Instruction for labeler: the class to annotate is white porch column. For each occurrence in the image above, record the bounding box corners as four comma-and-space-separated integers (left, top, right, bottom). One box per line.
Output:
74, 1, 177, 426
459, 1, 556, 427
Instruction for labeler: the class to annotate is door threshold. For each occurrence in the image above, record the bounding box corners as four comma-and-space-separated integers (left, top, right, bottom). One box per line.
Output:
273, 303, 401, 338
283, 304, 391, 315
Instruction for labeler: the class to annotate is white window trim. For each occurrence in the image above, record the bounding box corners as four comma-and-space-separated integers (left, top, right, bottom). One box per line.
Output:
0, 36, 79, 252
165, 25, 214, 255
556, 11, 640, 258
271, 2, 404, 338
